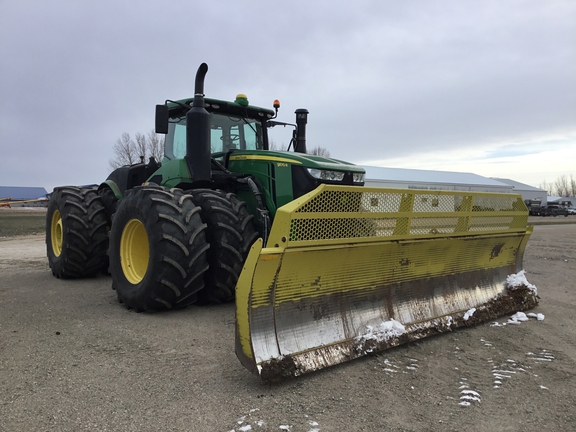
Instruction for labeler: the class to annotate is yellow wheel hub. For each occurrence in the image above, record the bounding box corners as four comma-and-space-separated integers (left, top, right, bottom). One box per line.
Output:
120, 219, 150, 284
50, 210, 63, 257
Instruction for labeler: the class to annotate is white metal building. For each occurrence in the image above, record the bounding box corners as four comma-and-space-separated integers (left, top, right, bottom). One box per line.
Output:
362, 166, 513, 193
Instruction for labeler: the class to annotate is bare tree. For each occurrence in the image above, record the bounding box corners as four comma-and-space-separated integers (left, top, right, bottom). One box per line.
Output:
553, 175, 569, 197
570, 175, 576, 197
147, 130, 164, 163
109, 133, 138, 170
109, 130, 165, 170
267, 140, 286, 151
539, 180, 553, 195
269, 139, 332, 158
308, 145, 331, 158
135, 133, 147, 163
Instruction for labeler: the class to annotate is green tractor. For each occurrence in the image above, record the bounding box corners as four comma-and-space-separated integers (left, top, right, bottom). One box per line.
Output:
46, 63, 365, 310
46, 63, 536, 380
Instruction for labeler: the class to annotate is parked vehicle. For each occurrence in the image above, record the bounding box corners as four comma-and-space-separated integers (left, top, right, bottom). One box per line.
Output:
524, 199, 543, 216
540, 205, 569, 217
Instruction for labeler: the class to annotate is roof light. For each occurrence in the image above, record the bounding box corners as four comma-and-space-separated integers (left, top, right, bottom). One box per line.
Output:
273, 99, 280, 109
235, 94, 249, 106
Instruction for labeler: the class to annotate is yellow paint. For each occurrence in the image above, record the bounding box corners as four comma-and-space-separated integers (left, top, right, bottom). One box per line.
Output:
50, 209, 63, 257
120, 219, 150, 284
235, 238, 263, 360
229, 155, 302, 165
261, 232, 529, 305
235, 183, 533, 375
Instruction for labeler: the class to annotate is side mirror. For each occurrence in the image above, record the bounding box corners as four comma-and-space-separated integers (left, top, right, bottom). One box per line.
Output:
155, 104, 169, 134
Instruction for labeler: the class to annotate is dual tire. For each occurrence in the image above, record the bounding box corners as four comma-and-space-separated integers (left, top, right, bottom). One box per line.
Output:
190, 189, 259, 304
46, 187, 108, 278
47, 185, 258, 312
109, 186, 210, 311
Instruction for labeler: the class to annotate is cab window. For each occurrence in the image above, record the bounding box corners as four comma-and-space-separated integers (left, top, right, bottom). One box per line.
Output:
165, 113, 264, 160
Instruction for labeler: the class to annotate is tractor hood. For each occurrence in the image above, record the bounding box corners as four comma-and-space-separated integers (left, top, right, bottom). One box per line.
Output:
228, 150, 365, 174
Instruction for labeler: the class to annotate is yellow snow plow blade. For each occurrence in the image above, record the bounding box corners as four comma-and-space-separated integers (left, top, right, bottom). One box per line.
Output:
235, 185, 536, 380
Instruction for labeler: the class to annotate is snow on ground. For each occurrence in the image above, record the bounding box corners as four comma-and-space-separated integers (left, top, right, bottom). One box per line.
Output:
491, 311, 545, 327
228, 410, 321, 432
458, 378, 481, 406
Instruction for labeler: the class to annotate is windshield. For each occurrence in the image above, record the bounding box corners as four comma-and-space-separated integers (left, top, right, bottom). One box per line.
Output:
165, 112, 265, 160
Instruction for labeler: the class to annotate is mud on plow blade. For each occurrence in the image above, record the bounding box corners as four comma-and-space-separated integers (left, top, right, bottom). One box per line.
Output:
235, 184, 537, 381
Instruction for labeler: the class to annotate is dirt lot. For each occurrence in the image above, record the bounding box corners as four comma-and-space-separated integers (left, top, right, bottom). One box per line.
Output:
0, 214, 575, 431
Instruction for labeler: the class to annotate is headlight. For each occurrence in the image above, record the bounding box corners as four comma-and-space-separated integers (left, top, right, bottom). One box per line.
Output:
307, 168, 345, 182
353, 173, 365, 183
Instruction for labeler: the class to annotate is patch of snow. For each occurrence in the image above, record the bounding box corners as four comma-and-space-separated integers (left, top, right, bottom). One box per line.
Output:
239, 426, 252, 432
458, 378, 481, 406
356, 319, 406, 351
463, 308, 476, 321
279, 426, 292, 431
460, 395, 481, 402
527, 312, 545, 321
506, 270, 538, 294
508, 312, 529, 324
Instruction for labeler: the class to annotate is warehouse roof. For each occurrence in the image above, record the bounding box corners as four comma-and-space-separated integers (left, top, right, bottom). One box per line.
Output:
0, 186, 48, 200
362, 166, 511, 189
490, 178, 546, 192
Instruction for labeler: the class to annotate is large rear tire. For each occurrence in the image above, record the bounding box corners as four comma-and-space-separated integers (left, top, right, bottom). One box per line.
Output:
190, 189, 259, 303
46, 187, 108, 278
109, 185, 209, 311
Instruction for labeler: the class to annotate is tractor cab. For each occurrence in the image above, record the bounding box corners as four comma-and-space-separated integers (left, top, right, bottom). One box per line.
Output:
159, 95, 274, 162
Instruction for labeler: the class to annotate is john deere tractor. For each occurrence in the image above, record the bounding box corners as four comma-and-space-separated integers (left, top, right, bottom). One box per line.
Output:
46, 63, 364, 310
47, 63, 537, 380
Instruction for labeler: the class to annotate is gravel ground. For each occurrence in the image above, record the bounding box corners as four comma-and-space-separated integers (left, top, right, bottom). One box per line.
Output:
0, 223, 575, 431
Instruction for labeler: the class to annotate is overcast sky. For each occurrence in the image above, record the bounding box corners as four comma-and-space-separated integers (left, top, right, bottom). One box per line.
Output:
1, 1, 574, 192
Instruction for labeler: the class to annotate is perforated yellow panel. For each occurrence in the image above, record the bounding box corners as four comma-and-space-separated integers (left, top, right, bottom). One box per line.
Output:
267, 185, 529, 247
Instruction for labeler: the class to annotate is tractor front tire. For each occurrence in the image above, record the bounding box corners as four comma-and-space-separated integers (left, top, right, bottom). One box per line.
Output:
46, 187, 108, 278
109, 186, 209, 312
190, 189, 259, 303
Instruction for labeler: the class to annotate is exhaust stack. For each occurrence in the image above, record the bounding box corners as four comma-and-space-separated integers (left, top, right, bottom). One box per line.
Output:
294, 108, 309, 153
186, 63, 211, 184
